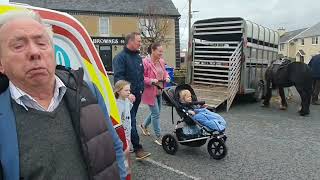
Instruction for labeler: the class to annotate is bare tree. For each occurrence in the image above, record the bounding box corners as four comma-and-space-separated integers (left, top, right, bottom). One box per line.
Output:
139, 5, 171, 55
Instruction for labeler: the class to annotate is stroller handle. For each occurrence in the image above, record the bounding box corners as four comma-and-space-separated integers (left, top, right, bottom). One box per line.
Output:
151, 79, 176, 90
151, 80, 164, 90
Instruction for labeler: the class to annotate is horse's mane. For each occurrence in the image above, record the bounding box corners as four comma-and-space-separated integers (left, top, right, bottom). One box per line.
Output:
270, 58, 291, 65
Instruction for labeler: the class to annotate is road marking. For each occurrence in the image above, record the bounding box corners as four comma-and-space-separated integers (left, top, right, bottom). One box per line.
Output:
145, 158, 201, 180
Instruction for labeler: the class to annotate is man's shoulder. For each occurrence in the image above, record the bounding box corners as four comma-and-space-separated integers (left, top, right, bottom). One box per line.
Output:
314, 54, 320, 58
0, 74, 9, 94
309, 56, 320, 66
55, 66, 85, 84
114, 49, 128, 58
0, 86, 10, 101
311, 54, 320, 61
114, 50, 131, 65
55, 65, 72, 79
313, 55, 320, 62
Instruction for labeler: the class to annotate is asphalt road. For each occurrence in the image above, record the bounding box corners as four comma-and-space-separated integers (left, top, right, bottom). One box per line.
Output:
130, 92, 320, 180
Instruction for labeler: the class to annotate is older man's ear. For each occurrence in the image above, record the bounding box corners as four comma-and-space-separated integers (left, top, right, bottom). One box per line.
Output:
0, 62, 4, 74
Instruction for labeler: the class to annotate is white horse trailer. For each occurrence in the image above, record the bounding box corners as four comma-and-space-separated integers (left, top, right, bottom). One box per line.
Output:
190, 17, 279, 111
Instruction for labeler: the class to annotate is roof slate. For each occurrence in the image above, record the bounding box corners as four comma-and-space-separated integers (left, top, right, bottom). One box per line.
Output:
295, 22, 320, 39
280, 28, 307, 43
13, 0, 180, 17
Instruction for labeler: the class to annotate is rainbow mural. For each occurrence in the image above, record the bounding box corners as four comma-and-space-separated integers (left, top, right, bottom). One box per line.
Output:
0, 1, 128, 167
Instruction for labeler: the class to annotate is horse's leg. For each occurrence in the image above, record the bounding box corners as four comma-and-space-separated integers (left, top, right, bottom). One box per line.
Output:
295, 87, 304, 112
262, 80, 272, 107
279, 87, 288, 110
302, 78, 313, 114
304, 82, 312, 113
296, 86, 310, 116
288, 87, 293, 99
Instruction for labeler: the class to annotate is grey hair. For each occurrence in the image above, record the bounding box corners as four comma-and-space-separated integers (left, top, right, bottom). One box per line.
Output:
0, 10, 53, 43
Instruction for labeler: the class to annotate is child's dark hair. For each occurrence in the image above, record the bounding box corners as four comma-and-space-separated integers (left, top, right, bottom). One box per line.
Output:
114, 80, 130, 99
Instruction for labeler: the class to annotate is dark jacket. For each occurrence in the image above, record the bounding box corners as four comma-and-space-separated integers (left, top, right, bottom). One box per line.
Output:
0, 67, 125, 180
308, 54, 320, 79
112, 47, 144, 95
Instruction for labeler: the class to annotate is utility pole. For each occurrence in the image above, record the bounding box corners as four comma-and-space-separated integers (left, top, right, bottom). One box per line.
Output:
186, 0, 192, 84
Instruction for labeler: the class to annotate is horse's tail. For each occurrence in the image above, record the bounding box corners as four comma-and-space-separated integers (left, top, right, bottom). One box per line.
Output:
305, 65, 313, 94
290, 63, 313, 93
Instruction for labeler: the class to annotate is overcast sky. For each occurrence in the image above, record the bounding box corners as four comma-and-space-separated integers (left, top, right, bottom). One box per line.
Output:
172, 0, 320, 48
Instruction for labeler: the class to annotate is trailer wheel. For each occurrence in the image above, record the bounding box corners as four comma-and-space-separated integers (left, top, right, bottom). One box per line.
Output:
254, 81, 264, 102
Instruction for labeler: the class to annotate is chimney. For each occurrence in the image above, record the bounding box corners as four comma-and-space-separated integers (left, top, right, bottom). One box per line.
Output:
278, 27, 286, 37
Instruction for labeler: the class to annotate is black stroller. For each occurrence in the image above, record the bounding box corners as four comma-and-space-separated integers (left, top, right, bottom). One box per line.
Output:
161, 84, 228, 160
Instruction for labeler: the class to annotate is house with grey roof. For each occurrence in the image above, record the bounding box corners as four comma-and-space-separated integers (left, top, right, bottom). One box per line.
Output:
13, 0, 182, 68
278, 28, 307, 61
279, 21, 320, 63
294, 22, 320, 63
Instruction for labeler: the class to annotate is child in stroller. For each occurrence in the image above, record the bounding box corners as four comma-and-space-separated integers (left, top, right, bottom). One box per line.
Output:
179, 89, 226, 132
161, 84, 228, 160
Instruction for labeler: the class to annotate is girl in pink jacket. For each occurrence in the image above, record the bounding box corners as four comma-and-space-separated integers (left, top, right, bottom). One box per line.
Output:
140, 42, 170, 146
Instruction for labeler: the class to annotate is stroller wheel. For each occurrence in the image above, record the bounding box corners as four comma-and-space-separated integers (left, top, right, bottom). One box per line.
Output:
207, 138, 227, 160
162, 134, 179, 155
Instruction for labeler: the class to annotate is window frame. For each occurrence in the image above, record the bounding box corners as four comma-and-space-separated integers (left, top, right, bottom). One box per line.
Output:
312, 36, 318, 45
99, 16, 109, 37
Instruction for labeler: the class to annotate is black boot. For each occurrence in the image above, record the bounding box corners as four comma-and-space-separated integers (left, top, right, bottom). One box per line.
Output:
299, 110, 310, 116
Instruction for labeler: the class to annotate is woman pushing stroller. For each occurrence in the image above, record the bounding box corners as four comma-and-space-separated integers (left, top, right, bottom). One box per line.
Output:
179, 89, 226, 132
140, 42, 170, 146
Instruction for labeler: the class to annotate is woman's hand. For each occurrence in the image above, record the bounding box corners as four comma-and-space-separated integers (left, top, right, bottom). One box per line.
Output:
151, 79, 159, 84
165, 77, 170, 83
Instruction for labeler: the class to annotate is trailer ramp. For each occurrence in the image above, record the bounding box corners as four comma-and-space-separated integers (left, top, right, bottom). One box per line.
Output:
192, 84, 228, 110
